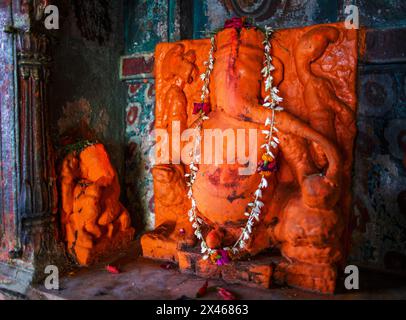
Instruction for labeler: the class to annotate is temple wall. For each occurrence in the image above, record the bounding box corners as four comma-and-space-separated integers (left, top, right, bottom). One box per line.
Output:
0, 0, 29, 263
48, 1, 127, 185
353, 31, 406, 269
122, 0, 181, 230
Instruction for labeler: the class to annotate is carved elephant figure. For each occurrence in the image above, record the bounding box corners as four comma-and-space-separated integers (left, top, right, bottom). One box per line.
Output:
145, 22, 357, 294
61, 143, 133, 265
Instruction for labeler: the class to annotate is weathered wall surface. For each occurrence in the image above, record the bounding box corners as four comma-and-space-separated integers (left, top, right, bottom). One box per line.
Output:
122, 0, 406, 270
122, 0, 181, 230
49, 1, 127, 180
352, 33, 406, 269
192, 0, 406, 36
0, 0, 29, 263
0, 1, 17, 262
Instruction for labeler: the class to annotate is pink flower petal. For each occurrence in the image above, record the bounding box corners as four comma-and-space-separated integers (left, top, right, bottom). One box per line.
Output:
106, 265, 120, 274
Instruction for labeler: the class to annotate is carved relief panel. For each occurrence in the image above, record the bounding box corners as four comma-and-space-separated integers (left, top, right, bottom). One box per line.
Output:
142, 22, 357, 293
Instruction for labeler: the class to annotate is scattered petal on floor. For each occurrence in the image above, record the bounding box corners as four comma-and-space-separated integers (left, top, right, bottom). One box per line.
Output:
106, 265, 121, 274
217, 287, 237, 300
196, 280, 209, 298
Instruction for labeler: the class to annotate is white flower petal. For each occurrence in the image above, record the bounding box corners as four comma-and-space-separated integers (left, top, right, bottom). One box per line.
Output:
265, 117, 272, 126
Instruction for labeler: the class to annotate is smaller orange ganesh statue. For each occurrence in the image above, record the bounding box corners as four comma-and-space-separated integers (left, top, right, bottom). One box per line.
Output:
60, 141, 135, 265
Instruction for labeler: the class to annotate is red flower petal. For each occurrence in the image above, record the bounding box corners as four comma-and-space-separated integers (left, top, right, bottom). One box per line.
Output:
224, 17, 252, 30
196, 280, 209, 298
202, 103, 211, 115
217, 287, 237, 300
193, 103, 201, 115
193, 102, 211, 115
106, 265, 120, 274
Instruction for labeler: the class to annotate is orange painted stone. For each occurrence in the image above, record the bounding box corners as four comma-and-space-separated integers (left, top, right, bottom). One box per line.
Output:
141, 22, 358, 294
61, 143, 135, 265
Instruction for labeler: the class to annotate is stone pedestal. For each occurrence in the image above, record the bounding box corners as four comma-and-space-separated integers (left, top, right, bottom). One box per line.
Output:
178, 248, 276, 289
141, 233, 336, 293
141, 231, 179, 263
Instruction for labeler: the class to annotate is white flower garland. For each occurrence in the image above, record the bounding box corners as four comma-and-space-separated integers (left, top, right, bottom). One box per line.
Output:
185, 26, 284, 261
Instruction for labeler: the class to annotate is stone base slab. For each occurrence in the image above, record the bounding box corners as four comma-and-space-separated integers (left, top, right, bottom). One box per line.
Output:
140, 233, 337, 293
69, 228, 135, 266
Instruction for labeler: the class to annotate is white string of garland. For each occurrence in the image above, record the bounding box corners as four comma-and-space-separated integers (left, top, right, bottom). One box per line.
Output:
185, 26, 284, 262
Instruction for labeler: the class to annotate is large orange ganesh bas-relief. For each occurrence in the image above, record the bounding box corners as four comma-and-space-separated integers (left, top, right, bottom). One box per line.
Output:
141, 22, 358, 294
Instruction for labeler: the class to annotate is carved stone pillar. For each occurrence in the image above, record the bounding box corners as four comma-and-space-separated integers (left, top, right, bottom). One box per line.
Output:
0, 20, 66, 292
16, 31, 61, 268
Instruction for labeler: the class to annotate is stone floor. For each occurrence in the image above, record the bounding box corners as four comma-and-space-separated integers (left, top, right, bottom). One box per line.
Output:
27, 245, 406, 300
